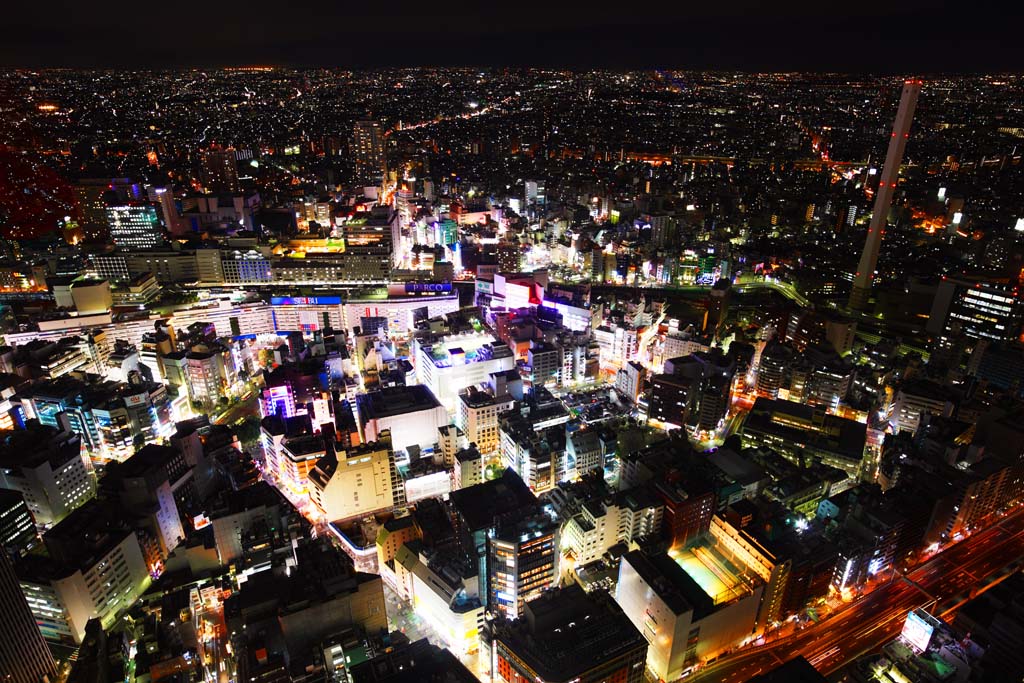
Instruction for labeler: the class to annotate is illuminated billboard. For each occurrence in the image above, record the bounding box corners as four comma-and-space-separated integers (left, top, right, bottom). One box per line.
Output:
901, 610, 935, 652
386, 282, 453, 296
406, 282, 452, 293
270, 296, 341, 306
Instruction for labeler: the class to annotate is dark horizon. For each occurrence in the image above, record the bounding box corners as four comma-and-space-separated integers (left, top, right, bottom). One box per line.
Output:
4, 1, 1021, 73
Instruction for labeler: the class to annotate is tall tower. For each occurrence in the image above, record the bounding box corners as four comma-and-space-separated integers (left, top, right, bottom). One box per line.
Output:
352, 120, 386, 185
848, 80, 922, 310
0, 549, 56, 683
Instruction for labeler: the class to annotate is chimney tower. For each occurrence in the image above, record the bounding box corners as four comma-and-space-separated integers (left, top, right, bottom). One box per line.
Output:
848, 80, 922, 310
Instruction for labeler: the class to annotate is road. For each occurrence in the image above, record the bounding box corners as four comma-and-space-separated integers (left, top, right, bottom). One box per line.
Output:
212, 395, 260, 426
689, 510, 1024, 683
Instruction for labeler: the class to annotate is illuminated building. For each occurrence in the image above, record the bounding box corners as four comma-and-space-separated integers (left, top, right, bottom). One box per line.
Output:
560, 488, 663, 567
73, 179, 116, 241
185, 346, 235, 405
260, 414, 333, 496
147, 185, 182, 235
352, 120, 386, 184
259, 361, 329, 420
221, 250, 272, 284
18, 500, 150, 644
91, 380, 172, 461
106, 204, 163, 249
755, 341, 793, 399
647, 372, 696, 429
849, 80, 921, 310
741, 397, 867, 476
413, 331, 516, 414
566, 428, 601, 478
540, 295, 593, 333
524, 179, 546, 215
91, 249, 201, 283
0, 263, 43, 292
342, 287, 460, 336
271, 251, 392, 285
661, 328, 711, 367
616, 548, 763, 680
308, 431, 404, 522
102, 444, 186, 566
0, 422, 94, 527
648, 351, 733, 433
355, 385, 449, 452
526, 340, 561, 388
449, 469, 539, 612
891, 380, 956, 435
198, 149, 240, 193
491, 585, 647, 683
928, 276, 1023, 345
489, 272, 546, 311
643, 212, 677, 248
0, 550, 55, 683
457, 381, 517, 457
499, 411, 564, 494
0, 489, 38, 560
375, 516, 421, 593
393, 542, 484, 658
454, 445, 485, 489
487, 512, 558, 620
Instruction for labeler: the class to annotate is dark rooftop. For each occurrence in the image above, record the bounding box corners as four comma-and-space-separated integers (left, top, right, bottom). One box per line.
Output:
492, 584, 646, 681
448, 468, 537, 532
356, 384, 441, 422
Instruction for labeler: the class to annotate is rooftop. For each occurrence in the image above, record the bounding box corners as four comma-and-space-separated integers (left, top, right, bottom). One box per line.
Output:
492, 585, 645, 681
356, 385, 442, 421
743, 397, 867, 462
449, 468, 537, 532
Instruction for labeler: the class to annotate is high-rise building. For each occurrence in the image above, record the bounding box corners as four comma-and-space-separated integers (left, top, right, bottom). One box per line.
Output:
491, 585, 648, 683
0, 422, 95, 527
147, 186, 184, 235
849, 80, 922, 310
927, 276, 1023, 345
456, 382, 517, 457
0, 489, 39, 560
524, 179, 546, 210
73, 177, 141, 242
352, 120, 386, 184
0, 550, 56, 683
487, 511, 558, 620
198, 149, 240, 193
106, 204, 163, 249
19, 500, 150, 644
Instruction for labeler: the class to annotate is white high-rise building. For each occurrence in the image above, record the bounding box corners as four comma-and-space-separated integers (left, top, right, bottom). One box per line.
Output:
413, 331, 516, 414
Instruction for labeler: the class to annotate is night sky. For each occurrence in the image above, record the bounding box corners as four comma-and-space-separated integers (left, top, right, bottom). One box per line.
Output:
2, 1, 1020, 72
